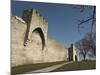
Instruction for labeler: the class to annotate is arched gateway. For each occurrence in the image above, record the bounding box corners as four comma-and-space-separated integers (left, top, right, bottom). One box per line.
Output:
22, 8, 48, 50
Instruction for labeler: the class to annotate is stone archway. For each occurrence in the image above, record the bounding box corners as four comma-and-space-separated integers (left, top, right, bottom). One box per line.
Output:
31, 27, 45, 50
24, 27, 45, 63
23, 8, 48, 51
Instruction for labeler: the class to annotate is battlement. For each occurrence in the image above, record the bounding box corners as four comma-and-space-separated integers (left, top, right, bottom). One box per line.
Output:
22, 8, 48, 26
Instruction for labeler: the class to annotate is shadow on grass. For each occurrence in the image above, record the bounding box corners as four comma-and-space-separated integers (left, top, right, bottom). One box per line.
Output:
51, 60, 96, 72
11, 61, 67, 75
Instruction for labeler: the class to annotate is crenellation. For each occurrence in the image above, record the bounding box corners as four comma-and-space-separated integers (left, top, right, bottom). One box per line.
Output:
22, 9, 33, 24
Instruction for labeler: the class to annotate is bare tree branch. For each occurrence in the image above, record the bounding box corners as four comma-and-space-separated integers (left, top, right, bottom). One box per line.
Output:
75, 6, 96, 33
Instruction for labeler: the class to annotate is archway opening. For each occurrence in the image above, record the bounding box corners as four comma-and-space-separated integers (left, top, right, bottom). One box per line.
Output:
32, 27, 45, 50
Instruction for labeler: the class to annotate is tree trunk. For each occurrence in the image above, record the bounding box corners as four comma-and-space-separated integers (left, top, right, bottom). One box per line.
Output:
83, 54, 86, 60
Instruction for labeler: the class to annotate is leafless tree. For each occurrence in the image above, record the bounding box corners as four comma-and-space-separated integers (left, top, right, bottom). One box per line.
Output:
75, 39, 89, 60
84, 32, 96, 56
73, 5, 96, 33
75, 32, 96, 60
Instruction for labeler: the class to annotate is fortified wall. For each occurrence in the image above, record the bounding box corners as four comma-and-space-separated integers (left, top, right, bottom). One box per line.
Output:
11, 8, 67, 66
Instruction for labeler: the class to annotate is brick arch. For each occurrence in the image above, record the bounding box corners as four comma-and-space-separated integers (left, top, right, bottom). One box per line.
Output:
32, 27, 45, 50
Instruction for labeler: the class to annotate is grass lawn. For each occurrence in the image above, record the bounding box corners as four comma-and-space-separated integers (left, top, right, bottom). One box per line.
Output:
11, 61, 66, 75
51, 60, 96, 72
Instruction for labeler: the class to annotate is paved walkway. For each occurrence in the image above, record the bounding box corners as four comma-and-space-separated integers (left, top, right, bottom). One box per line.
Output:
25, 61, 73, 74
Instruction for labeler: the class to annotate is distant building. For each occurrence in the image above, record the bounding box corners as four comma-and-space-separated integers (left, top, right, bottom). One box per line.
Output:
68, 44, 78, 61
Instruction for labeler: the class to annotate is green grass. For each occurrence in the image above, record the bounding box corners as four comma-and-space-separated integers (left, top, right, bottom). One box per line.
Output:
11, 61, 66, 75
11, 60, 96, 75
51, 60, 96, 72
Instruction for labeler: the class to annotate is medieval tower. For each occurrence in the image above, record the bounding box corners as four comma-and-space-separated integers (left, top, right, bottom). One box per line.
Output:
11, 8, 67, 66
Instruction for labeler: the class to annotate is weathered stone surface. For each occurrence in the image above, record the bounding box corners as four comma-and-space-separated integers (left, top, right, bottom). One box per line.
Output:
44, 38, 68, 62
11, 9, 68, 66
11, 16, 27, 66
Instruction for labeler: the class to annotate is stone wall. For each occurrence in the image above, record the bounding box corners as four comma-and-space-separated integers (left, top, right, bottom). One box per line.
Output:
11, 8, 68, 66
43, 38, 68, 62
11, 16, 27, 66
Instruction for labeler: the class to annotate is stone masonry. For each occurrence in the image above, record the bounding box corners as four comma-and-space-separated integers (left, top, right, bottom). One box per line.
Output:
11, 8, 67, 66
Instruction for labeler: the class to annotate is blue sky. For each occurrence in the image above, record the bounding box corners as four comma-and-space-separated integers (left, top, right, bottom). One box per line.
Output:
11, 1, 95, 48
